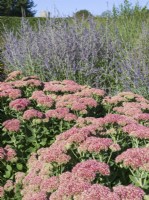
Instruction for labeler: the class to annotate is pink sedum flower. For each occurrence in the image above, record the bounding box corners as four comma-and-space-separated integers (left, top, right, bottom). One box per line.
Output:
23, 109, 44, 120
0, 186, 4, 198
122, 123, 149, 139
15, 172, 26, 184
115, 147, 149, 170
5, 70, 22, 81
4, 180, 14, 192
78, 184, 120, 200
113, 184, 145, 200
2, 119, 21, 132
4, 88, 22, 99
40, 176, 59, 192
9, 98, 30, 111
50, 172, 91, 200
4, 145, 17, 162
109, 143, 121, 152
72, 160, 110, 181
78, 137, 113, 153
0, 147, 6, 160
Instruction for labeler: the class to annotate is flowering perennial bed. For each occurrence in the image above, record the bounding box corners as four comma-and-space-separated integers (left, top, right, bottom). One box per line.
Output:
0, 71, 149, 200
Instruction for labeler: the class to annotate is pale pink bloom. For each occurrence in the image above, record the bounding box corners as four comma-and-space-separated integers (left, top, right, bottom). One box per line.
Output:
103, 114, 136, 126
45, 107, 69, 119
40, 176, 59, 192
123, 123, 149, 139
113, 106, 142, 116
75, 117, 105, 128
79, 97, 97, 108
25, 79, 42, 87
9, 98, 30, 111
90, 88, 105, 97
11, 80, 27, 88
4, 88, 22, 99
71, 102, 87, 111
0, 147, 6, 159
115, 147, 149, 170
4, 180, 14, 192
0, 186, 4, 198
0, 83, 13, 91
2, 119, 20, 132
15, 172, 25, 184
134, 113, 149, 121
113, 184, 145, 200
64, 113, 77, 121
27, 152, 38, 168
50, 172, 91, 199
44, 80, 81, 93
109, 143, 121, 152
4, 145, 17, 162
136, 96, 149, 104
79, 184, 120, 200
36, 96, 54, 108
61, 84, 81, 93
72, 160, 110, 181
38, 145, 70, 164
78, 137, 113, 153
23, 109, 44, 120
44, 82, 62, 92
23, 191, 48, 200
30, 91, 46, 100
75, 88, 105, 98
103, 96, 126, 105
103, 114, 121, 124
5, 70, 22, 81
56, 127, 91, 144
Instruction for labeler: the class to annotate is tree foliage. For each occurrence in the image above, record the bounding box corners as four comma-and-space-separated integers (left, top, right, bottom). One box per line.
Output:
0, 0, 36, 17
74, 9, 93, 19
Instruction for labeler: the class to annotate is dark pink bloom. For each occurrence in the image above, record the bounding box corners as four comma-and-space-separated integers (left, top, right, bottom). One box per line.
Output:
72, 160, 110, 181
113, 184, 145, 200
2, 119, 20, 132
50, 172, 91, 199
37, 145, 71, 164
9, 98, 30, 111
23, 109, 44, 120
79, 184, 120, 200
